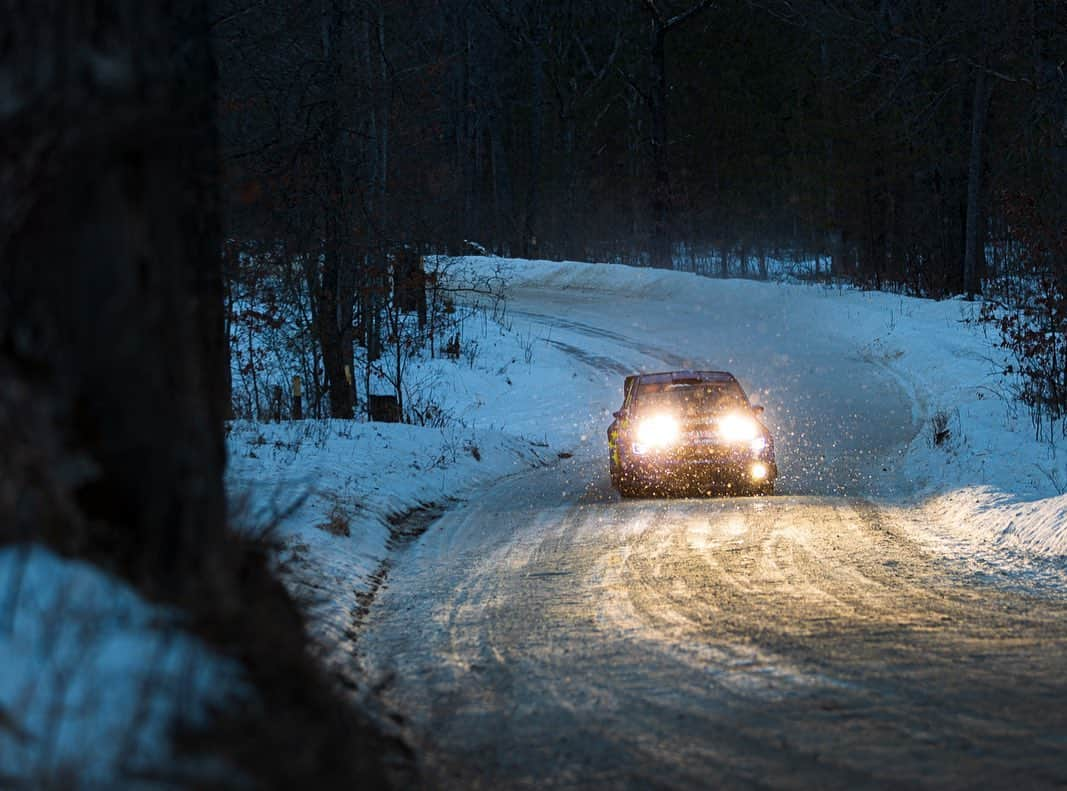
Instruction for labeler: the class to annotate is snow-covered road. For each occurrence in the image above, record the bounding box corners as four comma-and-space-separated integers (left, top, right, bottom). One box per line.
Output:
358, 275, 1067, 788
505, 285, 916, 498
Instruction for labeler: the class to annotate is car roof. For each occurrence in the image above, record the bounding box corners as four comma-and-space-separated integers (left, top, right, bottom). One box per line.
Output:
633, 370, 738, 385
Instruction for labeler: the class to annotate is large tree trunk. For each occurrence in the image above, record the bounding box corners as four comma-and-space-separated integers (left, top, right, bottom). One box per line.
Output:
315, 0, 359, 419
316, 241, 356, 419
0, 5, 403, 785
1, 0, 225, 593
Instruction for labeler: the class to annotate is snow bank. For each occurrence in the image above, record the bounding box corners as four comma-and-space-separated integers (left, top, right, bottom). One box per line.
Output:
226, 421, 557, 662
0, 547, 237, 786
224, 293, 615, 663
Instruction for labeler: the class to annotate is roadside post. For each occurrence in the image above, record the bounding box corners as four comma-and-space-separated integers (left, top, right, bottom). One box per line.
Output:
345, 364, 355, 410
292, 375, 303, 420
271, 385, 282, 422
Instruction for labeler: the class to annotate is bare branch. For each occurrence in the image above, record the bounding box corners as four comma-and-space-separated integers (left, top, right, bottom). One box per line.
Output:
642, 0, 666, 25
664, 0, 715, 31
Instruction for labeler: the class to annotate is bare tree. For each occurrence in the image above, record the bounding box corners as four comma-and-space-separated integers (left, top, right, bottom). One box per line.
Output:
544, 1, 623, 260
641, 0, 713, 269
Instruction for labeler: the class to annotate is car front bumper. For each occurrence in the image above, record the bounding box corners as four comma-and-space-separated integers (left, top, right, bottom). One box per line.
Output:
621, 445, 777, 489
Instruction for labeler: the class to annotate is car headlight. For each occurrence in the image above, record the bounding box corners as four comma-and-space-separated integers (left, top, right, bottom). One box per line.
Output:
718, 413, 760, 443
635, 414, 680, 449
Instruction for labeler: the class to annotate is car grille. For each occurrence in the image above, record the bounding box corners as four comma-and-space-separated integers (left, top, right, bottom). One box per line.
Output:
675, 438, 744, 458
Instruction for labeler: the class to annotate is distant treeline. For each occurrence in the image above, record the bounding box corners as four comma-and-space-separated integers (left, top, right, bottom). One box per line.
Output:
216, 2, 1066, 383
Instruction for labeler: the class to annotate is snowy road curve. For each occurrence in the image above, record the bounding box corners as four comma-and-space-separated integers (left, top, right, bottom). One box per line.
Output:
360, 281, 1067, 788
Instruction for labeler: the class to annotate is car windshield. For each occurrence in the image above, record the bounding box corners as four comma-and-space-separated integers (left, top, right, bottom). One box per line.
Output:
636, 383, 747, 416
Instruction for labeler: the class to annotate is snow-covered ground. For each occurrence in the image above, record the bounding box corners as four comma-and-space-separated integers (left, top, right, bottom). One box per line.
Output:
5, 253, 1062, 784
224, 276, 622, 666
476, 256, 1067, 560
228, 254, 1067, 667
0, 547, 237, 786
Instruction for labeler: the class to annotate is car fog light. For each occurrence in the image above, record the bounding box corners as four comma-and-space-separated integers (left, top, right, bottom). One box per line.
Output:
750, 462, 769, 481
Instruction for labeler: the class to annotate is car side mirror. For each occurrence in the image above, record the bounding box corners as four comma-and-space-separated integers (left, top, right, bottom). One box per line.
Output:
752, 405, 765, 416
613, 409, 626, 419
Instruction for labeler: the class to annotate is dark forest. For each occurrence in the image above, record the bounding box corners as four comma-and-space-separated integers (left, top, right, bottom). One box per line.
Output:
217, 0, 1067, 295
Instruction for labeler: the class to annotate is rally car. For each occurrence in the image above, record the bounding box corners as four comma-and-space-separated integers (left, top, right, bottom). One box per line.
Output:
607, 370, 776, 497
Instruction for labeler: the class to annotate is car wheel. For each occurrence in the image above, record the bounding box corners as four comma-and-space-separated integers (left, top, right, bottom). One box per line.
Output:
618, 478, 643, 498
753, 482, 774, 496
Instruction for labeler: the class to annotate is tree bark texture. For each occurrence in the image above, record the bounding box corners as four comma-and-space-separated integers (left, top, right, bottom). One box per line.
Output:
315, 242, 356, 418
315, 0, 359, 419
0, 0, 225, 593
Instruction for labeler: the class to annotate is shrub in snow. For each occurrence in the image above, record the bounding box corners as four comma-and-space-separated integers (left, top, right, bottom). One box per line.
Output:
981, 282, 1067, 439
931, 410, 952, 447
981, 191, 1067, 440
